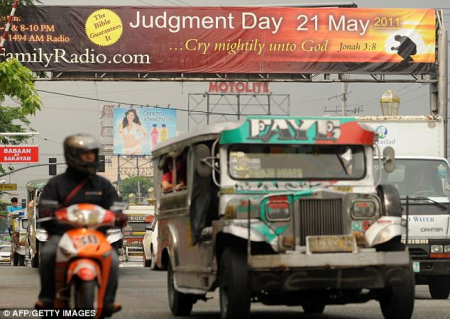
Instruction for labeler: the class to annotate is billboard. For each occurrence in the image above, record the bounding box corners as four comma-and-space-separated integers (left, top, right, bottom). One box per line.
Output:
113, 107, 177, 155
0, 146, 39, 163
1, 6, 436, 74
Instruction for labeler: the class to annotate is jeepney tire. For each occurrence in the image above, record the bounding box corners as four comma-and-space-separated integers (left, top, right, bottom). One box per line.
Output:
18, 254, 25, 266
428, 275, 450, 299
219, 248, 251, 319
31, 242, 39, 268
302, 304, 325, 314
379, 264, 415, 319
377, 184, 402, 217
168, 261, 193, 316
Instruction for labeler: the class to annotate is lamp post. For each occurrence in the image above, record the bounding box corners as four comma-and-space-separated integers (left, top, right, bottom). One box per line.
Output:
380, 90, 401, 116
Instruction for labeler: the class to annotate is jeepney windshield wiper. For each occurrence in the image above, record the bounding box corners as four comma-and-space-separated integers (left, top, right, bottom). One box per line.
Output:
404, 196, 447, 210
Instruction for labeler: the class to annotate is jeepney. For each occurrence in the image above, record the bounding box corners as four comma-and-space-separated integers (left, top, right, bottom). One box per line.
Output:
152, 116, 414, 319
26, 179, 49, 268
122, 205, 154, 260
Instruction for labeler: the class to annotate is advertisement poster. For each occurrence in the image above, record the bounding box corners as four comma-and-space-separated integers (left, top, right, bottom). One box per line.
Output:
1, 6, 436, 74
0, 146, 39, 163
113, 107, 177, 155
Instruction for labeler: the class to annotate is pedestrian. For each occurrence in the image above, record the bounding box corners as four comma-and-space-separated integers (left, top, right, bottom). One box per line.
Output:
7, 197, 23, 214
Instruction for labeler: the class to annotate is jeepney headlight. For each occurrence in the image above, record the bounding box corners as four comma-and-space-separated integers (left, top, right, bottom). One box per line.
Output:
431, 245, 443, 253
444, 245, 450, 253
351, 200, 376, 219
266, 200, 290, 221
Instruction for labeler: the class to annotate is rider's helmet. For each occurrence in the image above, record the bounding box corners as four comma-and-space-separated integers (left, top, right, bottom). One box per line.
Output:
64, 134, 100, 175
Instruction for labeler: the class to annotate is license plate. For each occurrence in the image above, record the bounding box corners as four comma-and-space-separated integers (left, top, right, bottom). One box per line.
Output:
413, 262, 420, 273
2, 259, 9, 262
307, 235, 356, 253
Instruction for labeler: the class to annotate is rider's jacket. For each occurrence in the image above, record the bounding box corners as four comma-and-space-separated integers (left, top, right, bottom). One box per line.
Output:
38, 167, 120, 235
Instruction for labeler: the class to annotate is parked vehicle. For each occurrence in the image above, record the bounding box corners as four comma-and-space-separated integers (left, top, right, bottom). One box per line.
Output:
360, 115, 450, 299
26, 179, 49, 268
122, 205, 154, 261
10, 210, 27, 266
142, 217, 158, 268
39, 201, 122, 317
152, 116, 414, 319
0, 244, 11, 263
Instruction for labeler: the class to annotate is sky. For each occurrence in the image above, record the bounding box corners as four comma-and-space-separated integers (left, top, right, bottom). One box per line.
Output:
1, 0, 449, 201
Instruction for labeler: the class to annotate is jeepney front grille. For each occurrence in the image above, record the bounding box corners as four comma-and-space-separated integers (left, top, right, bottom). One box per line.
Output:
298, 199, 343, 246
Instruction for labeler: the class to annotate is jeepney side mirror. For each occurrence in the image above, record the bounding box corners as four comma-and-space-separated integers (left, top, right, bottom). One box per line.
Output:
195, 144, 212, 178
382, 146, 396, 173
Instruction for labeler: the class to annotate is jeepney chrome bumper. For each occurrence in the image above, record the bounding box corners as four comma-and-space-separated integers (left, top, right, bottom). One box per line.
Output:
247, 250, 411, 291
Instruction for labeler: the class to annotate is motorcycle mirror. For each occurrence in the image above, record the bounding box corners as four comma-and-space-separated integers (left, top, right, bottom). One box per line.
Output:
110, 201, 128, 212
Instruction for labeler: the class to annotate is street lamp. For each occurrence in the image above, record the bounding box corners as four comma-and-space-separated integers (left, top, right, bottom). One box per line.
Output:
380, 90, 401, 116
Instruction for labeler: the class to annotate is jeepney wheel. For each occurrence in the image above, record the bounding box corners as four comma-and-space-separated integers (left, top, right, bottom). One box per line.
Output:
168, 261, 193, 316
429, 275, 450, 299
219, 248, 250, 319
302, 304, 325, 314
379, 265, 415, 319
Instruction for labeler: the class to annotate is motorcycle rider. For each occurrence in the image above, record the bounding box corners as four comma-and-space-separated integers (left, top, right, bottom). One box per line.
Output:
35, 134, 127, 316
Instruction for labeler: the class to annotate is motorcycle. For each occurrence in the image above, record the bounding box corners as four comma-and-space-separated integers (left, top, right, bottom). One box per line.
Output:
40, 202, 124, 318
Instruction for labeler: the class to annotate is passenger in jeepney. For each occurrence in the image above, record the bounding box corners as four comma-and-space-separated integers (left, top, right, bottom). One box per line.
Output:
162, 157, 186, 192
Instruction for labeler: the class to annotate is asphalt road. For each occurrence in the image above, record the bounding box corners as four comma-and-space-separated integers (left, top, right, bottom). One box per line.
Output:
1, 259, 450, 319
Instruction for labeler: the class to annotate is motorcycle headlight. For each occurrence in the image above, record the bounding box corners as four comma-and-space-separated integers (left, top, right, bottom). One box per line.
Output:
351, 200, 376, 219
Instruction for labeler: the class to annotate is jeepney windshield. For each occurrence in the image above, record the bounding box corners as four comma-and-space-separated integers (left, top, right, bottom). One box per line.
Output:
228, 144, 365, 180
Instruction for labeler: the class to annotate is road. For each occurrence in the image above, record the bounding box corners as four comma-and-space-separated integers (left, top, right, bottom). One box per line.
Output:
1, 259, 450, 319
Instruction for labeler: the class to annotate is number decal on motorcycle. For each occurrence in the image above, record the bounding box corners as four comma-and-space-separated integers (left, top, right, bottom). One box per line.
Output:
73, 234, 99, 248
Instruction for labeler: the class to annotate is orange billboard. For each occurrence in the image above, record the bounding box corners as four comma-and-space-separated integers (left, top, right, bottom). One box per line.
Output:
2, 7, 436, 74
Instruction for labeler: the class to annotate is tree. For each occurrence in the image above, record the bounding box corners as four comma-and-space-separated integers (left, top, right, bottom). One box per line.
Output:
0, 1, 43, 195
0, 0, 41, 18
118, 176, 153, 204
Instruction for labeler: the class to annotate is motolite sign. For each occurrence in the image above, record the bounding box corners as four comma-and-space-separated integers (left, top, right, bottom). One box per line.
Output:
0, 146, 39, 163
208, 82, 269, 94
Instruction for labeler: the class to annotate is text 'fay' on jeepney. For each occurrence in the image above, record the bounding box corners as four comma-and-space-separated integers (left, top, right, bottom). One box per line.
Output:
152, 116, 414, 319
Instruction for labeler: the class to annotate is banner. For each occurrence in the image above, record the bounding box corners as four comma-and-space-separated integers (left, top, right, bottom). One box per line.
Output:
1, 6, 436, 75
113, 107, 177, 155
0, 146, 39, 163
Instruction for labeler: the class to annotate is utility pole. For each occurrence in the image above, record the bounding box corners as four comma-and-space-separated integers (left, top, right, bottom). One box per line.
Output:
341, 74, 349, 116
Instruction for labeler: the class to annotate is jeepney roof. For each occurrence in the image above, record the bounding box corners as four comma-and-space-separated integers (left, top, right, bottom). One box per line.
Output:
152, 120, 243, 157
220, 116, 375, 145
26, 179, 48, 192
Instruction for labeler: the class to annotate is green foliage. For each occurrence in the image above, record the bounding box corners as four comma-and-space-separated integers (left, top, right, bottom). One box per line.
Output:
118, 176, 153, 203
0, 59, 42, 115
0, 0, 42, 18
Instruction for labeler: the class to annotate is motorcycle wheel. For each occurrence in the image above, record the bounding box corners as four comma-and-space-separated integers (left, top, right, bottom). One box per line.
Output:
75, 280, 96, 317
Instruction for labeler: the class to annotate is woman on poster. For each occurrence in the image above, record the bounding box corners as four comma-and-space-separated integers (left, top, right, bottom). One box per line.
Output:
119, 108, 148, 155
